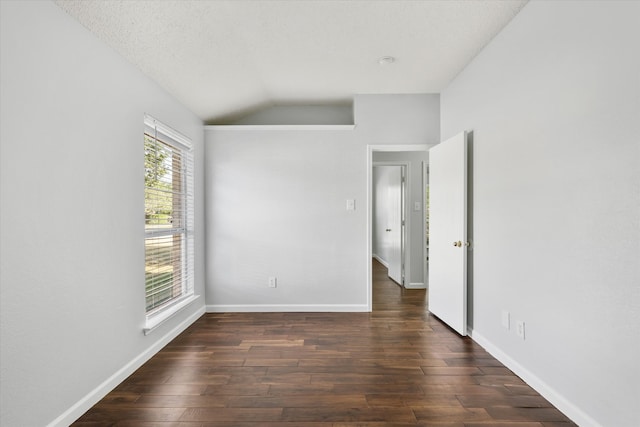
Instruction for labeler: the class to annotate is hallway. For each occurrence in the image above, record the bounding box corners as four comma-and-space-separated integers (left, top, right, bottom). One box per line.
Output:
73, 259, 575, 425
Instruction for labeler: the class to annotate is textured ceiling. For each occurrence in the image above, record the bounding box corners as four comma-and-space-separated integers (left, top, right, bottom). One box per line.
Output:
54, 0, 528, 123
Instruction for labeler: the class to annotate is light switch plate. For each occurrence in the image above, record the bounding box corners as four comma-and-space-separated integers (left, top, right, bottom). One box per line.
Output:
346, 199, 356, 211
414, 202, 421, 211
268, 277, 277, 288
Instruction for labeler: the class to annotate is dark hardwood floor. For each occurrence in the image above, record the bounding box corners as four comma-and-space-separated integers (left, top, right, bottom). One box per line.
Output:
73, 259, 575, 426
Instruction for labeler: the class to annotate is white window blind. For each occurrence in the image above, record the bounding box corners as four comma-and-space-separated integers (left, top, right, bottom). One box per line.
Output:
144, 114, 194, 317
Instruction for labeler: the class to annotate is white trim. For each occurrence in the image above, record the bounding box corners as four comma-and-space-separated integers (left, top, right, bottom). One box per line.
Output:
144, 294, 201, 335
468, 328, 599, 427
372, 254, 389, 269
405, 282, 426, 289
144, 113, 193, 150
46, 306, 205, 427
206, 304, 369, 313
204, 124, 356, 131
422, 160, 428, 289
370, 144, 430, 152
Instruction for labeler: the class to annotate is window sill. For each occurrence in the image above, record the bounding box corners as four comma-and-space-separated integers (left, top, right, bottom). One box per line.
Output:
144, 294, 200, 335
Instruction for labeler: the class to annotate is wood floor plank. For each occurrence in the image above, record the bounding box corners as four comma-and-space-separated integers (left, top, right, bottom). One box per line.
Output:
486, 407, 575, 423
463, 423, 544, 427
242, 358, 299, 367
73, 422, 202, 427
71, 259, 576, 426
457, 394, 555, 409
366, 394, 463, 408
226, 394, 368, 408
113, 384, 208, 396
130, 395, 229, 408
179, 407, 283, 422
75, 407, 186, 423
202, 383, 270, 396
281, 406, 417, 423
412, 406, 492, 422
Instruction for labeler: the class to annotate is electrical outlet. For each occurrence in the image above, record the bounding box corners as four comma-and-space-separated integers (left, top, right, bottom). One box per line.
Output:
268, 277, 277, 288
516, 321, 525, 339
501, 310, 510, 330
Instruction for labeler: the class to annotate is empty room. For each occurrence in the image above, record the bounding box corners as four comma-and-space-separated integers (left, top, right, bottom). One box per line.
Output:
1, 1, 638, 426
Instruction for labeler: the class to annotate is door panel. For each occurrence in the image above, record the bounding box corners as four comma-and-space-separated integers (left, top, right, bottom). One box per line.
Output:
428, 132, 467, 336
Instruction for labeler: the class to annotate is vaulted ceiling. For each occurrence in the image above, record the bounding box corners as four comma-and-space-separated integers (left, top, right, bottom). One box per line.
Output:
54, 0, 528, 123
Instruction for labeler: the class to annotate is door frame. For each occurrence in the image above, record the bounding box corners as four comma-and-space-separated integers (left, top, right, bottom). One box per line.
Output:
366, 144, 430, 311
372, 162, 409, 286
423, 161, 429, 288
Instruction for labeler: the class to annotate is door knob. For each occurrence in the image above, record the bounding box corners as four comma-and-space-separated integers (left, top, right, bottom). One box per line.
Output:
386, 229, 392, 232
453, 241, 462, 247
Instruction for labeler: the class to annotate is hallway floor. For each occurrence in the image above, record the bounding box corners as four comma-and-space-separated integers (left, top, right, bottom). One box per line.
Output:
73, 259, 575, 426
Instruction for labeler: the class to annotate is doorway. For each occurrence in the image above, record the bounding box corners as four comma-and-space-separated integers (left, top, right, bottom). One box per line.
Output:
366, 144, 430, 311
372, 164, 407, 285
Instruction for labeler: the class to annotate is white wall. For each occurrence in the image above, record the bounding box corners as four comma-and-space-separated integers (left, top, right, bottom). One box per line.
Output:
373, 151, 429, 286
441, 2, 640, 426
205, 129, 366, 309
204, 94, 439, 311
355, 94, 439, 145
0, 2, 205, 426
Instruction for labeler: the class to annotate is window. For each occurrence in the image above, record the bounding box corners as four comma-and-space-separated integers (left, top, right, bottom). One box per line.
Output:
144, 114, 194, 324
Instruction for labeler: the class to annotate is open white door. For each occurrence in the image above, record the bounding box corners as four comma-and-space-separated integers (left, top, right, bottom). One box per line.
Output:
428, 132, 468, 336
387, 166, 404, 285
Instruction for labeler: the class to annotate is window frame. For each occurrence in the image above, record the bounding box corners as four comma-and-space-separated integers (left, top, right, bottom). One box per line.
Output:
143, 114, 196, 334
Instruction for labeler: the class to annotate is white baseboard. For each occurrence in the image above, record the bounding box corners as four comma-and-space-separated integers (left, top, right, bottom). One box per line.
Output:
468, 328, 601, 427
405, 282, 426, 289
206, 304, 370, 313
372, 254, 389, 268
47, 306, 206, 427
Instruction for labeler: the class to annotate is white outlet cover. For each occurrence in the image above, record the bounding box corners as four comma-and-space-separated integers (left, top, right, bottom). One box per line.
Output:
501, 310, 510, 329
268, 277, 277, 288
516, 321, 525, 339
